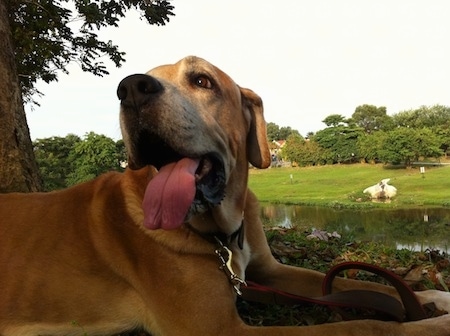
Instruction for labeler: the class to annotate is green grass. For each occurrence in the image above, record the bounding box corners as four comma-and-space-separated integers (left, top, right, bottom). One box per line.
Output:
248, 164, 450, 208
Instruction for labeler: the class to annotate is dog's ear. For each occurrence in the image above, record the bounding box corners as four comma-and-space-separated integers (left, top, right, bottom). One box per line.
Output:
240, 87, 271, 169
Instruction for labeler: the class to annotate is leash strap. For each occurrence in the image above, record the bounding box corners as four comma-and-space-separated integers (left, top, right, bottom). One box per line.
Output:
323, 261, 427, 321
241, 261, 428, 322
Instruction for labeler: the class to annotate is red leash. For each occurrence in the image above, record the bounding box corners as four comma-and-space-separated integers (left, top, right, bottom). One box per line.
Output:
241, 261, 429, 322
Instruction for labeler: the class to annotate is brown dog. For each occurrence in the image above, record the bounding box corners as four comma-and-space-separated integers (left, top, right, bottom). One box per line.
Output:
1, 56, 450, 335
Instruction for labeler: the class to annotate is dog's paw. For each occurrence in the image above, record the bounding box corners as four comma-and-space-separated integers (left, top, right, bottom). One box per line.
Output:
416, 290, 450, 313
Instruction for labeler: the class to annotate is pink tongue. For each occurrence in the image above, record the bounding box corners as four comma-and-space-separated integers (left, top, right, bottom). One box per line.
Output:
142, 158, 200, 230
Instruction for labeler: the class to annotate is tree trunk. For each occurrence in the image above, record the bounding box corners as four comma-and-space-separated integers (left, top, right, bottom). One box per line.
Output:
0, 0, 42, 193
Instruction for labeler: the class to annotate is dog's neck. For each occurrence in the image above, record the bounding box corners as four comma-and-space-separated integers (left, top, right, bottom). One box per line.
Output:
185, 215, 245, 249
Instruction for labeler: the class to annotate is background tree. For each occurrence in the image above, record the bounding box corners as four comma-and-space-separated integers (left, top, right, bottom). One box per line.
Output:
33, 133, 126, 190
279, 126, 301, 140
284, 135, 328, 166
378, 127, 443, 167
0, 0, 174, 193
357, 131, 387, 164
322, 114, 347, 127
266, 122, 281, 141
435, 126, 450, 156
352, 104, 393, 133
312, 125, 362, 164
66, 132, 125, 186
283, 133, 304, 164
378, 128, 417, 166
392, 105, 450, 129
305, 131, 315, 139
413, 128, 444, 161
116, 139, 127, 166
33, 134, 81, 191
393, 105, 450, 155
266, 122, 301, 141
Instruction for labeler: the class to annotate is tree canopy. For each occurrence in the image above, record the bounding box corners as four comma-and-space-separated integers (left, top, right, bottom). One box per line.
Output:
0, 0, 175, 192
8, 0, 175, 103
266, 122, 301, 141
351, 104, 393, 133
321, 114, 347, 127
34, 132, 126, 190
32, 103, 450, 189
276, 104, 449, 167
392, 105, 450, 129
377, 127, 442, 166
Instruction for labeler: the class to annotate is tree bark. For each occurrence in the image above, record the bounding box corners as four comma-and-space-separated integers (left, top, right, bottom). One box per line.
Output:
0, 0, 42, 193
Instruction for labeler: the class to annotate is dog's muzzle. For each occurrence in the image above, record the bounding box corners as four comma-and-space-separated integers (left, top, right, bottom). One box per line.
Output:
117, 74, 226, 230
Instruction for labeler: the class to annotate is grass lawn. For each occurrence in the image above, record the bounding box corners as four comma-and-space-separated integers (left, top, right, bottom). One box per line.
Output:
248, 163, 450, 208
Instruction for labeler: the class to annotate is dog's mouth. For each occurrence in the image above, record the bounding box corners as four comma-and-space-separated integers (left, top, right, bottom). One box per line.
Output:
136, 135, 226, 231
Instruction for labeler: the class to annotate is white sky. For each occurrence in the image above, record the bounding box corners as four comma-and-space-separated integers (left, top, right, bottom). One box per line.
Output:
26, 0, 450, 141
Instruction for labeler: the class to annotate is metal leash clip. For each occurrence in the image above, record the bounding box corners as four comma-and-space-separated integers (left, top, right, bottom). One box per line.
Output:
214, 237, 247, 296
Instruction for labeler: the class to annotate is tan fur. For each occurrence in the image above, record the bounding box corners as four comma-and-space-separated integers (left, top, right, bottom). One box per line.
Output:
1, 56, 450, 335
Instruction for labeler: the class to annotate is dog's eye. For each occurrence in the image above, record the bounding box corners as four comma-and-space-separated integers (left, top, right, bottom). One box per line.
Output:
194, 76, 213, 89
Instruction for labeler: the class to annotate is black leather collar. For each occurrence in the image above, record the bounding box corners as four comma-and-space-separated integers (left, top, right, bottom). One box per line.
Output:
185, 220, 245, 250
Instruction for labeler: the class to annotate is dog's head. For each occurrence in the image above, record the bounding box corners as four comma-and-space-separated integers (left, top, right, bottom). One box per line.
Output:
117, 56, 270, 233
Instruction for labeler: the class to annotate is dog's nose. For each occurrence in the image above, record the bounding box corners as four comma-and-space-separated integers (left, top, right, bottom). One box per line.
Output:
117, 74, 162, 106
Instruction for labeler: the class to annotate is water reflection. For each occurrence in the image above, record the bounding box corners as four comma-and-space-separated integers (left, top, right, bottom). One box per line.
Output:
261, 204, 450, 252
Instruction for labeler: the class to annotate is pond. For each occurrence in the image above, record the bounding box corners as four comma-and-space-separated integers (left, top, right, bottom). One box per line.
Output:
260, 204, 450, 252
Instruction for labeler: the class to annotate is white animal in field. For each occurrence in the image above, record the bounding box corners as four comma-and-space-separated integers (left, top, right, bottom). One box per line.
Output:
363, 178, 397, 199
